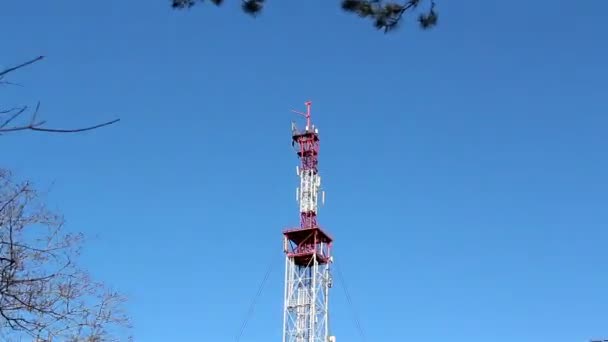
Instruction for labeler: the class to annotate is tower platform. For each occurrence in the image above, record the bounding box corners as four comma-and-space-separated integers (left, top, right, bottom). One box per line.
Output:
283, 226, 332, 266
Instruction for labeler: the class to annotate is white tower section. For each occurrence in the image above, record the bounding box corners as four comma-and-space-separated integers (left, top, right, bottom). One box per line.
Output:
297, 168, 322, 214
282, 254, 332, 342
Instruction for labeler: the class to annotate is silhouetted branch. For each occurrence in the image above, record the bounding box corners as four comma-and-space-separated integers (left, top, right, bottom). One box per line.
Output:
0, 56, 44, 79
0, 56, 121, 135
0, 117, 121, 134
0, 80, 24, 87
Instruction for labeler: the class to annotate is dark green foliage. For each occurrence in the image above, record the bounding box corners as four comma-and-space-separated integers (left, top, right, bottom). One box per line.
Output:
171, 0, 197, 9
172, 0, 225, 8
170, 0, 437, 32
242, 0, 264, 15
340, 0, 437, 32
418, 4, 438, 28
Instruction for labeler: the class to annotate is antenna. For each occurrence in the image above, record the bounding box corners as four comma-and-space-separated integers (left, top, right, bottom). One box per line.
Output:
291, 100, 313, 131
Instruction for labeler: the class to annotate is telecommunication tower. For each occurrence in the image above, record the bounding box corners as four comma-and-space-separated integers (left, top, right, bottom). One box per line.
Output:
282, 101, 336, 342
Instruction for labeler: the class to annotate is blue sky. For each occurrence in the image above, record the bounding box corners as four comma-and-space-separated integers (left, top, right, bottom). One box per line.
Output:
2, 0, 608, 341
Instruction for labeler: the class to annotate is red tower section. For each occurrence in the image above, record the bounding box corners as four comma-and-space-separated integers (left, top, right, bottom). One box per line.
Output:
283, 101, 333, 267
294, 127, 319, 229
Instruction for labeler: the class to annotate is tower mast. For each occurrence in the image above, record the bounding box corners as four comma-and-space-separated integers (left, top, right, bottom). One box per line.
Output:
283, 101, 335, 342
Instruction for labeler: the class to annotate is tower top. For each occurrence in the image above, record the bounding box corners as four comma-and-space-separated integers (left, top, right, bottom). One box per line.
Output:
291, 100, 313, 132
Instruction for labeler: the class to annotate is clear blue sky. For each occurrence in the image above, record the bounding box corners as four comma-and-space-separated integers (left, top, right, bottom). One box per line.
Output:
2, 0, 607, 341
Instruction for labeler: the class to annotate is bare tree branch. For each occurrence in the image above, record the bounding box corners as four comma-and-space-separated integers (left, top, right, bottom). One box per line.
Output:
0, 56, 44, 79
0, 116, 121, 134
1, 56, 121, 135
0, 81, 24, 87
0, 106, 28, 130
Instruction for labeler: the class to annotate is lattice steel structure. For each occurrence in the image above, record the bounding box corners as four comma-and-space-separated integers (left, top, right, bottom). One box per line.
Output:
282, 101, 335, 342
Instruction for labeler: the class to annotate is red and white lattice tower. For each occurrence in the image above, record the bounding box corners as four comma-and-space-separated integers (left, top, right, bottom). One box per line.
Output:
282, 101, 336, 342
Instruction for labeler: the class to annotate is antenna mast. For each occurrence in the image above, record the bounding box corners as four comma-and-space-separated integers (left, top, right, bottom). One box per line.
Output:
282, 101, 335, 342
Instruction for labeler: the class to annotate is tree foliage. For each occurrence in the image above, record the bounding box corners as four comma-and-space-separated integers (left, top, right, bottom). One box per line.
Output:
170, 0, 438, 32
1, 58, 129, 340
0, 170, 131, 341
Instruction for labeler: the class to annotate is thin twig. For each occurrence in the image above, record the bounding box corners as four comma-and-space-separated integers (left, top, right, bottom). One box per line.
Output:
0, 107, 28, 129
0, 81, 24, 87
0, 118, 120, 133
0, 56, 44, 78
29, 118, 121, 133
